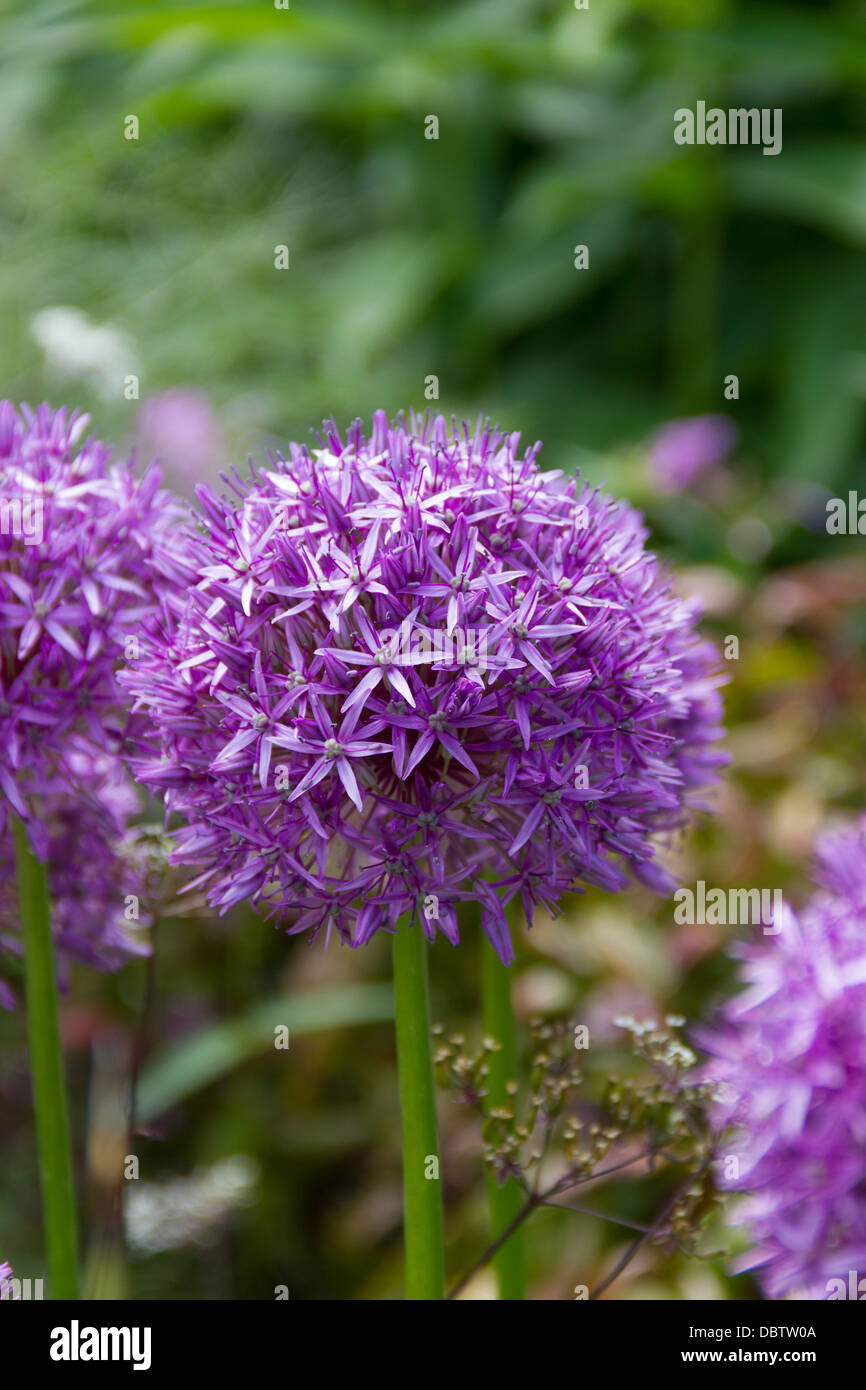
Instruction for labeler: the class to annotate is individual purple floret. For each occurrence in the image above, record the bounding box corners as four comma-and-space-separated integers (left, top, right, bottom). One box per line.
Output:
0, 401, 185, 857
124, 411, 725, 962
702, 817, 866, 1300
649, 414, 737, 493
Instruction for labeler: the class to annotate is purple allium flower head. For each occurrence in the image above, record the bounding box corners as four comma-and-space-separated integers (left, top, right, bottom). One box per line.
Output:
0, 1261, 18, 1299
124, 411, 725, 963
649, 414, 737, 493
702, 817, 866, 1299
0, 402, 184, 856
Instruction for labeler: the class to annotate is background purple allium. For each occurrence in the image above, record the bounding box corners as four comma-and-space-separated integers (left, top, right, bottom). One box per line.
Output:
0, 749, 152, 1002
649, 414, 737, 493
125, 410, 725, 962
702, 817, 866, 1299
137, 389, 225, 492
0, 401, 184, 858
0, 1260, 18, 1298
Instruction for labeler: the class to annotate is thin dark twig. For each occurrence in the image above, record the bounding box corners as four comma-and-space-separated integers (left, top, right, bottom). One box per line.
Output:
541, 1199, 652, 1235
448, 1145, 656, 1298
447, 1194, 541, 1300
587, 1157, 711, 1301
546, 1146, 656, 1198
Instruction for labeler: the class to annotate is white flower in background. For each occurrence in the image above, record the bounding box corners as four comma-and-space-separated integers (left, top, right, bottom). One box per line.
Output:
124, 1156, 259, 1255
31, 306, 137, 401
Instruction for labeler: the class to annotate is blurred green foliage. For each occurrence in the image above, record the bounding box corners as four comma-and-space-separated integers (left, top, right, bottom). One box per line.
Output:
1, 0, 866, 1301
1, 0, 865, 484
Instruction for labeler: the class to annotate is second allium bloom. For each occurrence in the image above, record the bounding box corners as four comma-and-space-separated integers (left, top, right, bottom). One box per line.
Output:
126, 411, 724, 960
0, 401, 184, 855
704, 818, 866, 1300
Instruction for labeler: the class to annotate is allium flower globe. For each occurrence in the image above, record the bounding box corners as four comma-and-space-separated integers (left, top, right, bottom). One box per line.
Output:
126, 411, 725, 962
0, 401, 184, 857
0, 1261, 18, 1299
703, 817, 866, 1299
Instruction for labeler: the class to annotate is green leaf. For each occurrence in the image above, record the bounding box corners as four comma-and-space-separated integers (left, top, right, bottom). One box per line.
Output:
136, 982, 393, 1122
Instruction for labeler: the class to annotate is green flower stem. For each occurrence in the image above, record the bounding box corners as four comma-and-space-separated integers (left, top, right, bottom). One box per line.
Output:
481, 939, 525, 1300
13, 817, 79, 1300
392, 922, 444, 1300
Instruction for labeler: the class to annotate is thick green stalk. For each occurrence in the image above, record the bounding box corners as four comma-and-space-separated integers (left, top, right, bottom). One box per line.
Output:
481, 939, 525, 1299
13, 817, 79, 1299
392, 922, 444, 1299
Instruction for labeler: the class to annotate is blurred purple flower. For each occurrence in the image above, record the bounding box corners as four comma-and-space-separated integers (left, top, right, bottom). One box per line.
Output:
702, 817, 866, 1299
0, 401, 185, 856
138, 390, 224, 488
0, 750, 152, 1001
649, 414, 737, 493
0, 1261, 18, 1299
124, 410, 725, 963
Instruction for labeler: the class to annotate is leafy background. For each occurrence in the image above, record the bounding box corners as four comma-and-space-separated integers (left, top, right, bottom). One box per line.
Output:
1, 0, 865, 1299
